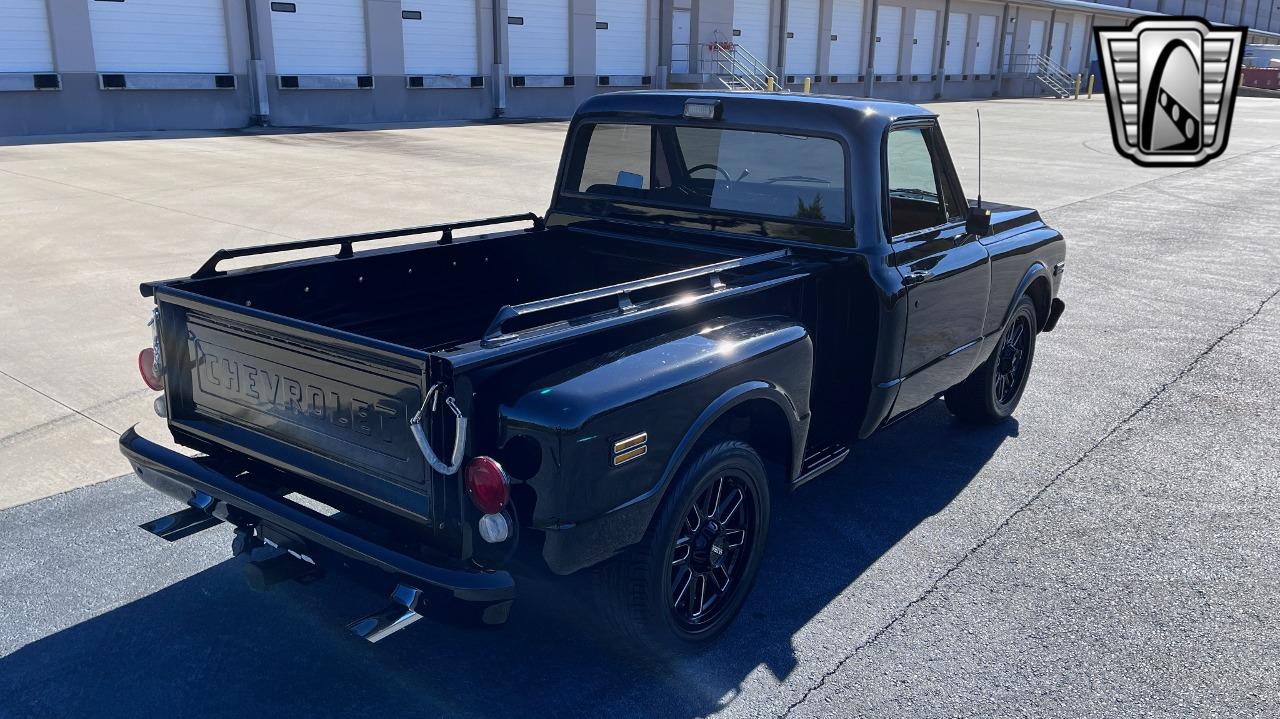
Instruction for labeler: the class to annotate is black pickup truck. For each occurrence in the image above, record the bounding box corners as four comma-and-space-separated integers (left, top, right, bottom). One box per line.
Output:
123, 91, 1065, 650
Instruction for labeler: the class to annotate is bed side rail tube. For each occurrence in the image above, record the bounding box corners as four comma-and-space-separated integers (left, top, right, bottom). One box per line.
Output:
191, 212, 544, 279
481, 248, 791, 346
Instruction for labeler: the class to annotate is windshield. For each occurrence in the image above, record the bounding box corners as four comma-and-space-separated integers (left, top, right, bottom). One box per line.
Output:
565, 122, 849, 225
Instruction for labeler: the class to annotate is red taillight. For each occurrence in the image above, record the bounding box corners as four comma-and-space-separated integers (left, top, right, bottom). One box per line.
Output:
465, 456, 508, 515
138, 347, 164, 390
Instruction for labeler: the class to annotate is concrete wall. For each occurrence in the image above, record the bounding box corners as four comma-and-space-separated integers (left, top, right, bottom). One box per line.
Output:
1, 0, 1277, 136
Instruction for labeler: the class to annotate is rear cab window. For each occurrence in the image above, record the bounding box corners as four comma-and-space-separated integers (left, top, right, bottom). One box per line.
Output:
565, 122, 850, 229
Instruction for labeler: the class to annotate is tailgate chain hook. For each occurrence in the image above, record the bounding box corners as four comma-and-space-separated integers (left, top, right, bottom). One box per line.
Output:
410, 383, 468, 475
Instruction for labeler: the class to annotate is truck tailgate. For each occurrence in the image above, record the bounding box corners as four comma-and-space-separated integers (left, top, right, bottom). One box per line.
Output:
155, 287, 437, 523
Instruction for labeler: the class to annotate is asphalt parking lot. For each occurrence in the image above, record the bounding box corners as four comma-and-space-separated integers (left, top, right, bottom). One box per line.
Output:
2, 96, 1278, 718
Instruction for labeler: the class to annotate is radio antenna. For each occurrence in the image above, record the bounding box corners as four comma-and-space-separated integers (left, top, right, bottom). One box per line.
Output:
976, 109, 983, 209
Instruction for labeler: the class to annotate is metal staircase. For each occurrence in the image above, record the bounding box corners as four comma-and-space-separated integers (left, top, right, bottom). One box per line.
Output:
705, 30, 783, 92
1008, 53, 1076, 98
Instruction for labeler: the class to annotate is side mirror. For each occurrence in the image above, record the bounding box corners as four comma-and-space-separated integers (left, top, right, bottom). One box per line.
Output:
965, 207, 992, 236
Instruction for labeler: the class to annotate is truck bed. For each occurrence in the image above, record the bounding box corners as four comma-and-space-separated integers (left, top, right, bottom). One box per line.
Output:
146, 221, 776, 551
170, 226, 736, 353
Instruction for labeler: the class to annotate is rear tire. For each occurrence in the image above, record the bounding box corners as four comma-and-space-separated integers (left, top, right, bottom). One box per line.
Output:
945, 295, 1039, 424
594, 440, 770, 654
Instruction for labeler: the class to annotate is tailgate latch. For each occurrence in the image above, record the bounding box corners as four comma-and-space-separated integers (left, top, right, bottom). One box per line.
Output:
410, 383, 468, 475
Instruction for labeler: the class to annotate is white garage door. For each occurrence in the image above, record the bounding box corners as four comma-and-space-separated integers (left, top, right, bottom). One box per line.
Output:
944, 12, 967, 75
910, 9, 936, 75
90, 0, 230, 73
509, 0, 569, 75
785, 0, 820, 75
974, 14, 997, 75
828, 0, 864, 76
1050, 20, 1067, 64
1067, 14, 1087, 72
874, 5, 902, 75
402, 0, 478, 75
596, 0, 646, 75
0, 1, 54, 73
272, 0, 368, 75
733, 0, 771, 64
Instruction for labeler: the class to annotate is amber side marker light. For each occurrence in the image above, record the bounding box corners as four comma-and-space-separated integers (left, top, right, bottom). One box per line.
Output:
612, 432, 648, 466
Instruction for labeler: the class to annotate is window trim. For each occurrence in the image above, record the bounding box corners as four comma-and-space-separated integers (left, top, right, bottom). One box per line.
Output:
882, 119, 966, 242
559, 119, 855, 230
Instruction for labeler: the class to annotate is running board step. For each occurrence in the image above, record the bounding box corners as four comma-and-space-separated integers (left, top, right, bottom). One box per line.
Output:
347, 584, 424, 643
139, 506, 223, 541
792, 443, 850, 489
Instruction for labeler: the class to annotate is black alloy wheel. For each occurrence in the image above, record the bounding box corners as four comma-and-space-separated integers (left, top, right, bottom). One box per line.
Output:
994, 312, 1033, 407
945, 294, 1040, 423
595, 440, 771, 652
668, 473, 755, 631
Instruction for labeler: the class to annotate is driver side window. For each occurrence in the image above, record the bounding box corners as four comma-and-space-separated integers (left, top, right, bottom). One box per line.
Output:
886, 127, 946, 238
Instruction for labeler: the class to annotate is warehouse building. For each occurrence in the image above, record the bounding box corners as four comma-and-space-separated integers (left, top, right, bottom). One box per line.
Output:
1, 0, 1277, 136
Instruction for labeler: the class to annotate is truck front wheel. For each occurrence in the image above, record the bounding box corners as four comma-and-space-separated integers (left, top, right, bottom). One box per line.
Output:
595, 440, 771, 653
945, 295, 1039, 424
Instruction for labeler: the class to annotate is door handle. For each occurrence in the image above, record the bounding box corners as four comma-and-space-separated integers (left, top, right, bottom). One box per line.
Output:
903, 269, 932, 286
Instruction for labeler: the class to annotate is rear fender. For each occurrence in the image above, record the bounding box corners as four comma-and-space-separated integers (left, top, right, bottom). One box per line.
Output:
501, 316, 812, 574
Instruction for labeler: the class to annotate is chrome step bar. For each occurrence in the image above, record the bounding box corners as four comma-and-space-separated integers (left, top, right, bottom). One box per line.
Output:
347, 584, 425, 643
792, 443, 851, 489
139, 504, 223, 541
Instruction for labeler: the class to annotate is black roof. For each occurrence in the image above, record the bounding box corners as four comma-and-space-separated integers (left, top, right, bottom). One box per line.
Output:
574, 90, 934, 136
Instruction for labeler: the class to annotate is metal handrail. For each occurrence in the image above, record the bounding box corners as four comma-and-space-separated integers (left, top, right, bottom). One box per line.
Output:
481, 249, 790, 345
191, 212, 544, 278
1006, 53, 1076, 97
707, 30, 781, 92
668, 34, 784, 93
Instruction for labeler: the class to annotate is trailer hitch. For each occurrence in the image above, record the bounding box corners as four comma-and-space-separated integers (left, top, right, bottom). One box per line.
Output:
410, 383, 468, 476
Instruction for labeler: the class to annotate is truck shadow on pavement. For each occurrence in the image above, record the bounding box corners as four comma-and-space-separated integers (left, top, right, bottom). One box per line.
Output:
0, 403, 1016, 719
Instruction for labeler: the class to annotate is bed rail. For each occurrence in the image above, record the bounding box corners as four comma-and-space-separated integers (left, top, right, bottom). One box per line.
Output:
480, 248, 791, 346
191, 212, 544, 279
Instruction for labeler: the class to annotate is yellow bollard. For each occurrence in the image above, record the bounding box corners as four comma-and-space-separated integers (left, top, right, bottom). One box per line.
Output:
1074, 73, 1082, 99
767, 76, 775, 92
1086, 74, 1095, 99
803, 76, 812, 94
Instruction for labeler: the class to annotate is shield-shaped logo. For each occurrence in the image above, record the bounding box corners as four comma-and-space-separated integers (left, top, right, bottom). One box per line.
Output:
1094, 17, 1246, 167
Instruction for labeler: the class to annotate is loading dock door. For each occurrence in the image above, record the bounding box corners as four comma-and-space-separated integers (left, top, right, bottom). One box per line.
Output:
596, 0, 647, 75
733, 0, 772, 65
671, 8, 691, 73
0, 1, 54, 72
944, 12, 968, 75
509, 0, 570, 75
89, 0, 230, 73
974, 14, 997, 75
1067, 14, 1087, 72
272, 0, 368, 75
910, 9, 937, 76
829, 0, 865, 76
786, 0, 820, 75
1027, 19, 1046, 58
874, 5, 903, 75
402, 0, 479, 75
1050, 20, 1067, 64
